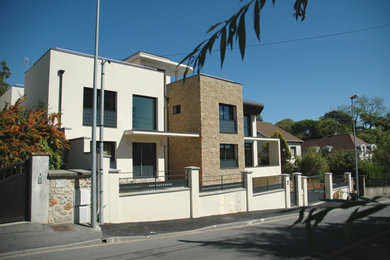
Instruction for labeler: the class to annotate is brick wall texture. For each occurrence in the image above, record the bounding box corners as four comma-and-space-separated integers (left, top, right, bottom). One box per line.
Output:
167, 74, 245, 182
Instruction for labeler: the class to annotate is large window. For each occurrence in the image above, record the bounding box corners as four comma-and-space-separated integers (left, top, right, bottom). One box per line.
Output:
220, 144, 238, 168
133, 142, 156, 178
133, 95, 157, 130
83, 87, 117, 127
245, 142, 253, 167
219, 104, 236, 133
244, 115, 251, 137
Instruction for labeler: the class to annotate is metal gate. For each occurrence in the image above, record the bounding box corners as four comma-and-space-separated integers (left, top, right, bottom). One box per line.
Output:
307, 175, 325, 204
0, 161, 31, 224
290, 175, 296, 206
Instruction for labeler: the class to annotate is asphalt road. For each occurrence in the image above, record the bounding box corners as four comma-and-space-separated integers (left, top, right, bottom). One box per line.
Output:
6, 204, 390, 260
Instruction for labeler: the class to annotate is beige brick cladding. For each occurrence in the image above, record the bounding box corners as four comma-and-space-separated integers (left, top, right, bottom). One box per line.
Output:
167, 75, 244, 181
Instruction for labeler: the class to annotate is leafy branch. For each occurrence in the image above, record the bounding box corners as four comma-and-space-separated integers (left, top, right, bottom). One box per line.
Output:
179, 0, 308, 77
293, 195, 388, 243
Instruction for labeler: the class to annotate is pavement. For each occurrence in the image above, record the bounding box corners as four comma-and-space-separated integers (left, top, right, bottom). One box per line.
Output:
0, 206, 303, 258
1, 199, 389, 259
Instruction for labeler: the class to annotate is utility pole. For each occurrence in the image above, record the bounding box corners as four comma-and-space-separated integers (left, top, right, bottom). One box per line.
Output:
351, 94, 359, 196
91, 0, 100, 229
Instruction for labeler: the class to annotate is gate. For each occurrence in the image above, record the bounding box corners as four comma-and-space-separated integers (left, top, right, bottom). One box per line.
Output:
0, 161, 31, 224
307, 175, 325, 204
290, 175, 296, 206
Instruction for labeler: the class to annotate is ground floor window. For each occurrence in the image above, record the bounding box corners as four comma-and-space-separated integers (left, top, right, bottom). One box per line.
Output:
220, 144, 238, 169
133, 142, 156, 178
290, 146, 296, 159
245, 142, 253, 167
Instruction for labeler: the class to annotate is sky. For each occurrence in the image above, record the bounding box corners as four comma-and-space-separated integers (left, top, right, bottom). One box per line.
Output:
1, 0, 389, 124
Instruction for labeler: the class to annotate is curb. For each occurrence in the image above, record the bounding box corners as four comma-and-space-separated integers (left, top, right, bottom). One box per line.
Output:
104, 212, 301, 244
0, 211, 302, 258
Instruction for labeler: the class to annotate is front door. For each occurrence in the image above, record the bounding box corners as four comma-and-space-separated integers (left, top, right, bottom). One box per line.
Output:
133, 142, 156, 178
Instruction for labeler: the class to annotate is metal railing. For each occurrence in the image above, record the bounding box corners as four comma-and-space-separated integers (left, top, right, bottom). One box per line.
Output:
253, 175, 283, 193
333, 175, 348, 188
0, 161, 26, 180
200, 174, 243, 192
366, 176, 390, 187
119, 170, 187, 193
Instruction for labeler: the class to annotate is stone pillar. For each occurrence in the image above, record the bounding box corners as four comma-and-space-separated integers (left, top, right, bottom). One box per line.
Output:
29, 153, 50, 223
243, 171, 253, 211
292, 172, 303, 206
186, 166, 200, 218
324, 172, 333, 200
282, 174, 291, 208
107, 169, 120, 223
302, 176, 308, 206
344, 172, 353, 194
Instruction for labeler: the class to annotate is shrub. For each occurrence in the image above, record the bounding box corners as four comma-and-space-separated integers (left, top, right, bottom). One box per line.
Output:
0, 97, 69, 169
296, 148, 329, 176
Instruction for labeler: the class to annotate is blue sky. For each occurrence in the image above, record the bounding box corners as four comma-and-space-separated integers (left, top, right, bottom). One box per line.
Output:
1, 0, 389, 123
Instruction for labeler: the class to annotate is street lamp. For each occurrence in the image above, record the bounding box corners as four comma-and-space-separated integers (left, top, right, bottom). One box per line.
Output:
351, 94, 359, 196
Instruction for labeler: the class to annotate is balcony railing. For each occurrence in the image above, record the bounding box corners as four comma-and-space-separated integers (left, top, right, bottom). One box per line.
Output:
219, 119, 236, 133
83, 108, 117, 128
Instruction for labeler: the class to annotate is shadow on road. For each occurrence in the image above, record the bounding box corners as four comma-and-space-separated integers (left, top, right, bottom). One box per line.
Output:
178, 216, 390, 259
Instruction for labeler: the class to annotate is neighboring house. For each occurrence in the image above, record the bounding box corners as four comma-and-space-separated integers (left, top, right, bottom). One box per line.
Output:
24, 48, 195, 178
302, 133, 376, 160
0, 85, 24, 110
257, 122, 303, 163
167, 74, 282, 180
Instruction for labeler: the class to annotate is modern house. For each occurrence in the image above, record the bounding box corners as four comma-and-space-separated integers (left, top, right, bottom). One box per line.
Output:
257, 122, 303, 163
302, 133, 376, 160
0, 85, 24, 110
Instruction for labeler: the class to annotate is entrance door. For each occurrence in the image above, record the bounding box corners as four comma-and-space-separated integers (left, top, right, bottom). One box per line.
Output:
133, 143, 156, 178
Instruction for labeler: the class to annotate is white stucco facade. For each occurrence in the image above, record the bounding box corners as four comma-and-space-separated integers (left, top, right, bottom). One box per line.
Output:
0, 85, 24, 110
24, 48, 193, 175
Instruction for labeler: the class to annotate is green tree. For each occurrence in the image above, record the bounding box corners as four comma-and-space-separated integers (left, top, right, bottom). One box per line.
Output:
326, 151, 356, 176
275, 118, 294, 133
271, 130, 292, 172
291, 119, 321, 140
0, 97, 69, 169
0, 61, 11, 96
180, 0, 308, 75
296, 148, 329, 176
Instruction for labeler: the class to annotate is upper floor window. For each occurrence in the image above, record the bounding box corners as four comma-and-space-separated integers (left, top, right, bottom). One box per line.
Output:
244, 115, 252, 137
290, 146, 296, 159
173, 105, 181, 115
219, 104, 236, 133
133, 95, 156, 130
83, 87, 117, 127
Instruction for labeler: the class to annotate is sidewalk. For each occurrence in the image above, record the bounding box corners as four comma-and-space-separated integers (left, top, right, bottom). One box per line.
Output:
0, 206, 303, 257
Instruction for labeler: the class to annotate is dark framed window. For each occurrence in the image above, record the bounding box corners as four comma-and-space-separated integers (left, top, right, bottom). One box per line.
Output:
173, 105, 181, 115
220, 144, 238, 168
83, 87, 117, 127
133, 142, 156, 178
245, 142, 253, 167
290, 147, 296, 159
219, 104, 236, 133
94, 141, 116, 169
133, 95, 157, 130
244, 115, 252, 137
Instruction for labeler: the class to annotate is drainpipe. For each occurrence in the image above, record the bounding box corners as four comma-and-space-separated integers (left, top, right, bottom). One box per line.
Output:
57, 70, 65, 125
99, 59, 110, 225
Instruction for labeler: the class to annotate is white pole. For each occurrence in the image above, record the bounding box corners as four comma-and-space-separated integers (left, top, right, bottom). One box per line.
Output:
91, 0, 100, 228
351, 95, 359, 196
99, 60, 108, 225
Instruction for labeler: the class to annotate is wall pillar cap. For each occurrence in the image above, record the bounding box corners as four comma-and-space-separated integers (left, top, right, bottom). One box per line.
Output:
302, 176, 308, 179
281, 173, 291, 177
344, 172, 352, 175
184, 166, 200, 170
31, 153, 50, 157
324, 172, 333, 176
292, 172, 302, 176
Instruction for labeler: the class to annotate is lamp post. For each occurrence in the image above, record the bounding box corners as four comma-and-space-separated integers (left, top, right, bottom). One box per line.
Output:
351, 94, 359, 196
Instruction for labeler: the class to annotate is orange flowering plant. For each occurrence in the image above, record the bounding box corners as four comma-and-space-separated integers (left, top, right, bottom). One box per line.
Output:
0, 97, 69, 169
